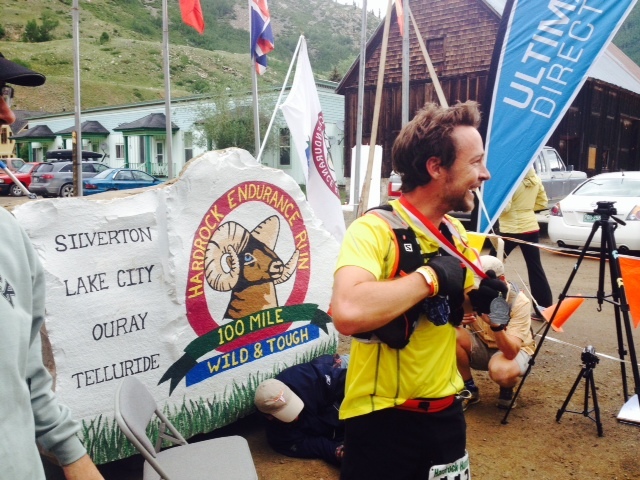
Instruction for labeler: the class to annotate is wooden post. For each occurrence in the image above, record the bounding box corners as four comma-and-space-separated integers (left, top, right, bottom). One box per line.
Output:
356, 0, 394, 218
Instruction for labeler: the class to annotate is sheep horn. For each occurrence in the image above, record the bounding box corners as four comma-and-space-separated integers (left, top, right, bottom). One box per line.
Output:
274, 249, 300, 286
204, 221, 250, 292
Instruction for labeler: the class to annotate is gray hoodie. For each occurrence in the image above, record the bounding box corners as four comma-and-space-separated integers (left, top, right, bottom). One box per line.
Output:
0, 207, 86, 478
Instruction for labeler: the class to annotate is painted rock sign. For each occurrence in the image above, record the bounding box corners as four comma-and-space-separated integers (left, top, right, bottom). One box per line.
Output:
13, 148, 340, 463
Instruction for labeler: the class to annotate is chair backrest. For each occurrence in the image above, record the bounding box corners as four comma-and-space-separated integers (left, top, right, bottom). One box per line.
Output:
115, 376, 161, 457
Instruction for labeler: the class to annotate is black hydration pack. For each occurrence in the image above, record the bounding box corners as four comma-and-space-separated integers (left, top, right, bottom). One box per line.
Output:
352, 205, 425, 349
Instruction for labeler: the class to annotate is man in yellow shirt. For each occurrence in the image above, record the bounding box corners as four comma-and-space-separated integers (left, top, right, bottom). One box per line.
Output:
331, 101, 490, 480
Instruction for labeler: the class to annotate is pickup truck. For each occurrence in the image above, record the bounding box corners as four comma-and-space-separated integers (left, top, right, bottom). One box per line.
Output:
532, 146, 587, 208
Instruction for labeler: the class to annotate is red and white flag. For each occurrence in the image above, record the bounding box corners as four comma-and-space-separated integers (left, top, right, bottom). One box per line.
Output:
281, 37, 345, 243
179, 0, 205, 34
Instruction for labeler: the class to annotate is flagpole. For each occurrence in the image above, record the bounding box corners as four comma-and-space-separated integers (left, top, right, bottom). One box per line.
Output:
401, 0, 409, 126
256, 35, 304, 164
162, 0, 174, 178
72, 0, 83, 196
356, 0, 393, 218
353, 0, 367, 214
250, 0, 261, 156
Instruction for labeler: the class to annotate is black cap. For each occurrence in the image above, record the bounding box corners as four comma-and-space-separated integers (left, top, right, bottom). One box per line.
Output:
0, 53, 46, 87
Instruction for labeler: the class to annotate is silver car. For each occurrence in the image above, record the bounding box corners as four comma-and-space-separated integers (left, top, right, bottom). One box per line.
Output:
30, 161, 109, 197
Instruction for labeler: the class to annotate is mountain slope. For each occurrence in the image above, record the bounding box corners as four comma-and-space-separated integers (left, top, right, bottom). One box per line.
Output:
0, 0, 380, 112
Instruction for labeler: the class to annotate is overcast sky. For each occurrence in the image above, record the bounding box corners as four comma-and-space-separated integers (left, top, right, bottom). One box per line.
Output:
335, 0, 393, 18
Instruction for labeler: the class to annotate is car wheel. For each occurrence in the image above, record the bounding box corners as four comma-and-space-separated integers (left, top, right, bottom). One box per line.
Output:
9, 184, 23, 197
59, 183, 74, 197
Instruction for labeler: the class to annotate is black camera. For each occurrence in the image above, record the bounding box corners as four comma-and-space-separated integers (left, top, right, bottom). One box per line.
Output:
594, 201, 617, 216
581, 345, 599, 367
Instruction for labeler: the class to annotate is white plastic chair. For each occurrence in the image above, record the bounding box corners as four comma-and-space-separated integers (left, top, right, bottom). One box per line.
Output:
114, 376, 258, 480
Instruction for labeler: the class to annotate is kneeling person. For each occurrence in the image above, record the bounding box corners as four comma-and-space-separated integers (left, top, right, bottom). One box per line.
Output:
457, 256, 535, 410
254, 354, 347, 466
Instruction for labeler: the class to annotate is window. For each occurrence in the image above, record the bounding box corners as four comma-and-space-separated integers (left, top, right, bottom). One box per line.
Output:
115, 144, 125, 160
133, 170, 155, 182
184, 132, 193, 161
139, 137, 146, 163
156, 141, 164, 165
1, 126, 8, 145
279, 128, 291, 166
115, 170, 134, 181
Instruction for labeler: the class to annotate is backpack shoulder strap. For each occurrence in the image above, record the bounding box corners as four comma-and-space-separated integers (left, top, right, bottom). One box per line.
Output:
366, 205, 424, 277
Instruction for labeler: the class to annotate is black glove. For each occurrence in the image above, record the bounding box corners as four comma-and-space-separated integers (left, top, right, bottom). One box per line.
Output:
424, 256, 467, 327
467, 270, 508, 315
426, 256, 465, 298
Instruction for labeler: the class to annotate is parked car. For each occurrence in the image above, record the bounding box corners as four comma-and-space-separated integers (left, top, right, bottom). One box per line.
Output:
532, 146, 587, 208
0, 157, 26, 173
82, 168, 163, 195
548, 171, 640, 254
30, 161, 109, 197
0, 162, 42, 196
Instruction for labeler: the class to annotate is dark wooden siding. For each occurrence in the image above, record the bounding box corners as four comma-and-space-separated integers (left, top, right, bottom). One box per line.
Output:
338, 0, 640, 179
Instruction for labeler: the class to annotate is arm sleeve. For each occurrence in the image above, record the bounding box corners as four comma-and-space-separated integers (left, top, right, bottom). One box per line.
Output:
266, 425, 342, 466
534, 183, 549, 212
24, 228, 87, 466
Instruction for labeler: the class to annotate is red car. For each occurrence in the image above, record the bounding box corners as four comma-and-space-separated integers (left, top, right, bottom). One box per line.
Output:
0, 162, 43, 196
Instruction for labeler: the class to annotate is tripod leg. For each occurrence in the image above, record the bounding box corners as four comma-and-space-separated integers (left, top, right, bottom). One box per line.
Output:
586, 371, 604, 437
502, 221, 603, 425
556, 367, 586, 422
602, 221, 640, 399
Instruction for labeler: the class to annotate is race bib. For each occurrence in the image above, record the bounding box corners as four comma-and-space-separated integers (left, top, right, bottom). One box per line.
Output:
428, 451, 470, 480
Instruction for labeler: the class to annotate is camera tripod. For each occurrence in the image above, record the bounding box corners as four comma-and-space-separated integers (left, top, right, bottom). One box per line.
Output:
556, 346, 603, 436
501, 201, 640, 426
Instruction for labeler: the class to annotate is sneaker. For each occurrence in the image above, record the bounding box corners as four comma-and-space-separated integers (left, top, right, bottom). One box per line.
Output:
461, 388, 480, 411
497, 387, 516, 410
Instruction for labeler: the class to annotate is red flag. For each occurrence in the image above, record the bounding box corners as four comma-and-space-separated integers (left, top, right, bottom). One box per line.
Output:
395, 0, 404, 37
542, 297, 585, 332
179, 0, 205, 34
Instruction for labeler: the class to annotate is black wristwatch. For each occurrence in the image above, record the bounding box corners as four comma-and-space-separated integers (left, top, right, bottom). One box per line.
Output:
490, 324, 507, 332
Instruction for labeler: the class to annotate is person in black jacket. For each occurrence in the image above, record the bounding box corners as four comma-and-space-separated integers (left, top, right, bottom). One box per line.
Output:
254, 354, 347, 466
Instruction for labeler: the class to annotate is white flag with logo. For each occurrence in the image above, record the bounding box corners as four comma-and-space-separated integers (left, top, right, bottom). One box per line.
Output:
281, 36, 345, 243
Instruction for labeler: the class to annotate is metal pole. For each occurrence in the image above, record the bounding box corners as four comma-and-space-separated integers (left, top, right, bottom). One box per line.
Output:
250, 0, 261, 157
256, 35, 303, 163
162, 0, 174, 178
357, 0, 393, 218
72, 0, 83, 196
401, 0, 409, 126
353, 0, 367, 213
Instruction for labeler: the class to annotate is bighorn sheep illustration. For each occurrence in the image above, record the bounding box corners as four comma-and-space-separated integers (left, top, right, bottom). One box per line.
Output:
204, 215, 300, 319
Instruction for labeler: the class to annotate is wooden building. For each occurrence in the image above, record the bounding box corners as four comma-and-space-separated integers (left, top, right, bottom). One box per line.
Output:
336, 0, 640, 178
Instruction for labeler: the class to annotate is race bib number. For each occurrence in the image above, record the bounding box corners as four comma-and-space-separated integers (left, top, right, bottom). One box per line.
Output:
428, 451, 470, 480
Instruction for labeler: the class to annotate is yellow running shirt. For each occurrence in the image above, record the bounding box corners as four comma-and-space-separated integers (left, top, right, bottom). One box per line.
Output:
334, 200, 476, 420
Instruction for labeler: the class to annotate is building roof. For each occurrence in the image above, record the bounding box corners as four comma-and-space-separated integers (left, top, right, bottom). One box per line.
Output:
10, 124, 55, 140
481, 0, 640, 95
113, 113, 179, 132
338, 0, 640, 97
55, 120, 110, 136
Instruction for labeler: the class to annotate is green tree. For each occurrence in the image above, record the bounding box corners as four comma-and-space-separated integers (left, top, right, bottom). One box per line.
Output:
328, 66, 342, 82
194, 92, 275, 154
22, 12, 59, 42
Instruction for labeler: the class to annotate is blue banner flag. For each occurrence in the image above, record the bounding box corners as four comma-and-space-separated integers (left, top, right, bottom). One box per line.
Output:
479, 0, 637, 232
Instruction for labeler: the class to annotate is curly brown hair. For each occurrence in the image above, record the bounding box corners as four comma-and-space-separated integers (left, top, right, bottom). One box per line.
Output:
392, 101, 481, 193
